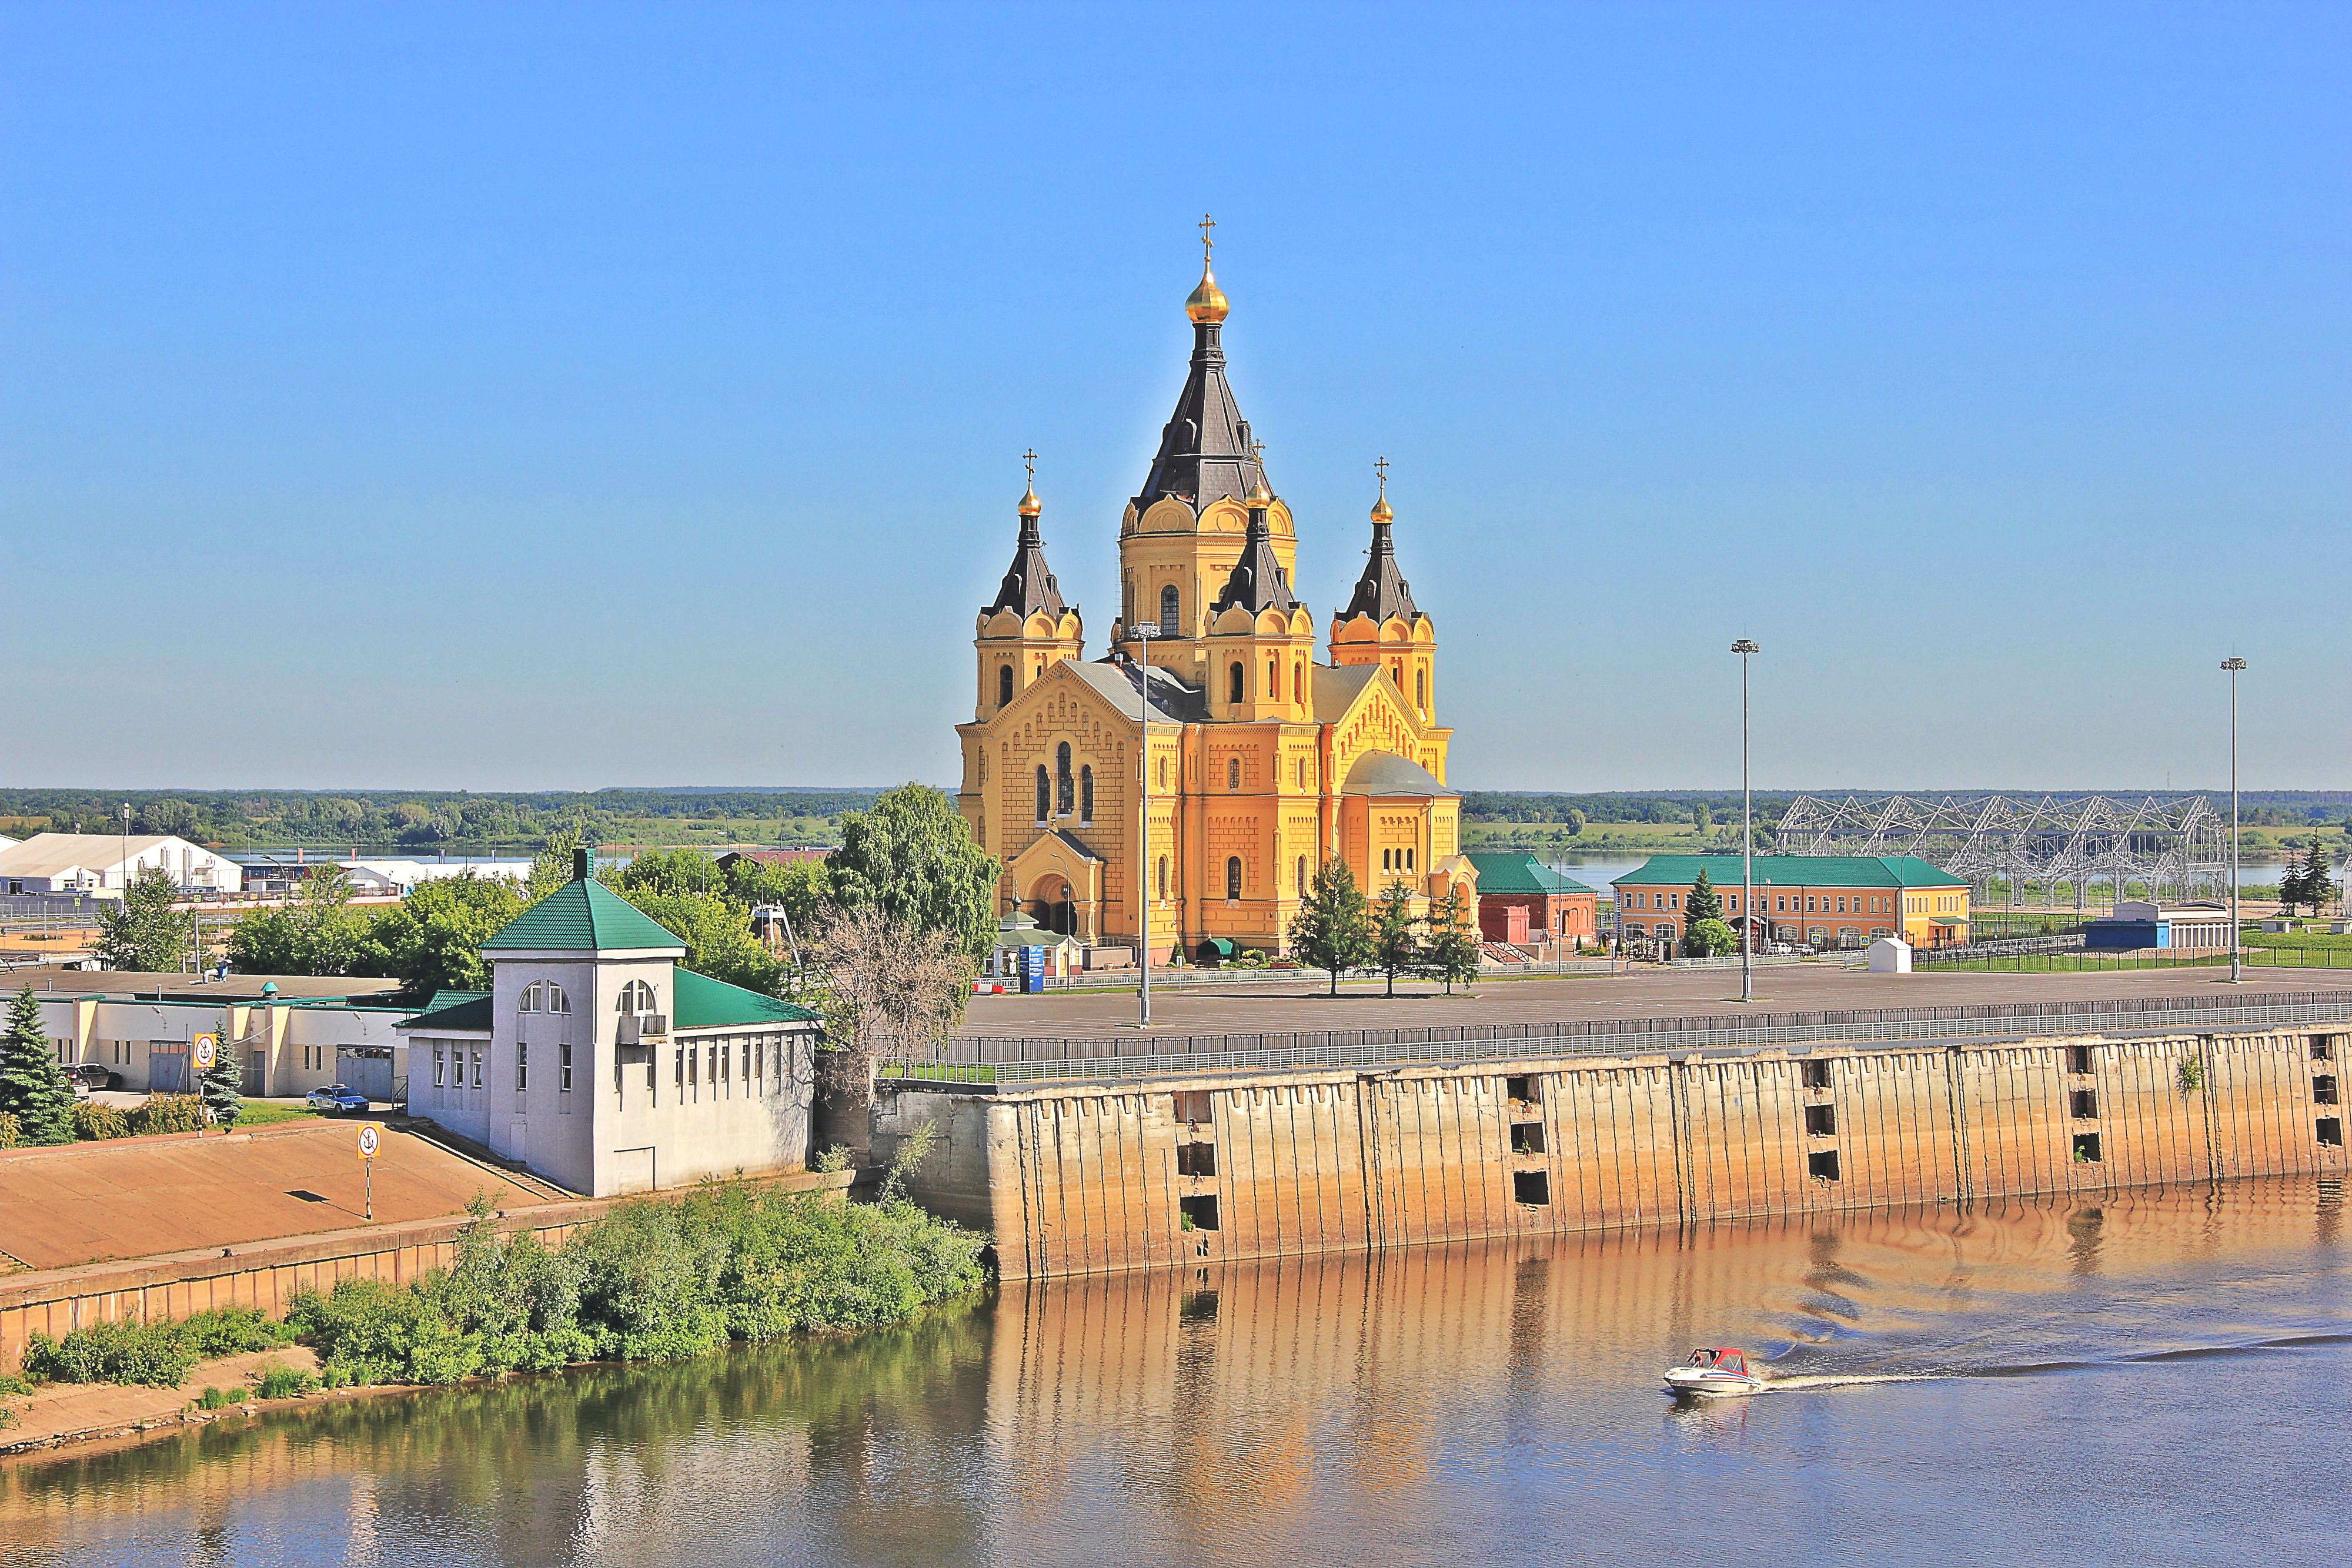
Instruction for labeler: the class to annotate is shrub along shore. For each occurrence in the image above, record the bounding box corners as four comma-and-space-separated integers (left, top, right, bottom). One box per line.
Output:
4, 1175, 988, 1429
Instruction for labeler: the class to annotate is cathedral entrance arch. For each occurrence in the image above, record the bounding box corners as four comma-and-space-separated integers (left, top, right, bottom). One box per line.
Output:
1005, 829, 1106, 945
1028, 875, 1076, 937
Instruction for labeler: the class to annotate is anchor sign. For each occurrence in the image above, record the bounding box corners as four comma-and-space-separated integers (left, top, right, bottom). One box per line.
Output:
192, 1032, 219, 1071
356, 1123, 382, 1161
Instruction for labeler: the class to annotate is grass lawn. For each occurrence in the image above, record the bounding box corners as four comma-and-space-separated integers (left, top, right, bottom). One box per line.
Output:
232, 1100, 325, 1128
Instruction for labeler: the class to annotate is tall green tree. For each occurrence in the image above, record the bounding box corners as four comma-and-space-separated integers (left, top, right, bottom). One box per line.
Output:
613, 847, 725, 901
1562, 807, 1586, 837
362, 874, 524, 1000
228, 868, 368, 976
1684, 917, 1738, 958
95, 866, 192, 972
1372, 882, 1424, 997
526, 824, 590, 904
1289, 857, 1374, 995
613, 886, 783, 996
199, 1029, 243, 1128
2296, 836, 2336, 917
1685, 868, 1724, 927
828, 785, 1000, 962
0, 988, 75, 1146
1425, 885, 1482, 995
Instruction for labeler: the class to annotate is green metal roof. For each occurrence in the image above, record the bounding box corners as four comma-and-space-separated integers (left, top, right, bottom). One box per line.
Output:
401, 994, 492, 1034
672, 968, 820, 1029
1611, 854, 1965, 890
1464, 852, 1598, 897
424, 989, 489, 1012
480, 877, 686, 953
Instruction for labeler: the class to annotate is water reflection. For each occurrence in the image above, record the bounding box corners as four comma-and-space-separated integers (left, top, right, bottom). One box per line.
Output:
6, 1179, 2346, 1568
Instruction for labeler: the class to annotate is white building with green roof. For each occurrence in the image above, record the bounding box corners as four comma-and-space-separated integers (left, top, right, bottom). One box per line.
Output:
399, 851, 823, 1196
1612, 854, 1969, 952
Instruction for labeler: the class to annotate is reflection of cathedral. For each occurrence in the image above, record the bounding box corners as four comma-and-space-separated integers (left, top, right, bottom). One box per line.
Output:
955, 228, 1474, 961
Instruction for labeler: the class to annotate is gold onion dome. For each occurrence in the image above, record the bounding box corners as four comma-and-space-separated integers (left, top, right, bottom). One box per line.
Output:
1018, 484, 1041, 519
1245, 474, 1273, 509
1370, 493, 1393, 523
1185, 258, 1230, 325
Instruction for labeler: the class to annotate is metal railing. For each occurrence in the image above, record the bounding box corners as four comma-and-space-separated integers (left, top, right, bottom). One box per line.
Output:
882, 989, 2352, 1084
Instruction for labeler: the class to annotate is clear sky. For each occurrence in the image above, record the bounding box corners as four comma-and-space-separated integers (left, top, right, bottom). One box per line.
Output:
4, 2, 2345, 795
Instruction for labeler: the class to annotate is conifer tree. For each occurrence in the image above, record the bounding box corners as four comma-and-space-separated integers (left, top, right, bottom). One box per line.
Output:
1372, 882, 1424, 997
2278, 852, 2309, 918
1685, 868, 1724, 927
199, 1032, 244, 1128
1288, 857, 1374, 996
1425, 885, 1482, 995
0, 988, 75, 1146
2298, 836, 2336, 917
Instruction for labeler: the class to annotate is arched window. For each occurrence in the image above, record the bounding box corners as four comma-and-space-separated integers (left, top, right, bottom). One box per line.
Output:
519, 981, 541, 1013
616, 979, 656, 1014
544, 983, 570, 1015
1268, 657, 1278, 696
998, 665, 1013, 708
1160, 584, 1180, 635
1295, 757, 1306, 788
1416, 667, 1427, 710
1297, 856, 1308, 897
1294, 663, 1304, 705
1229, 661, 1245, 704
1226, 857, 1243, 901
1391, 658, 1402, 684
1157, 757, 1167, 790
977, 750, 987, 783
1055, 743, 1074, 815
1227, 757, 1241, 791
1157, 856, 1168, 900
1382, 849, 1392, 871
1035, 765, 1050, 823
1079, 764, 1094, 823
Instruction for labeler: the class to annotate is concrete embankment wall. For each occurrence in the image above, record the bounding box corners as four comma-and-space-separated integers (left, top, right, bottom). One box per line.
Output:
876, 1028, 2348, 1279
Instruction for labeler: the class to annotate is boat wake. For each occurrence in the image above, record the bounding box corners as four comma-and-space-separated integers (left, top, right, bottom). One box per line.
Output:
1748, 1330, 2352, 1395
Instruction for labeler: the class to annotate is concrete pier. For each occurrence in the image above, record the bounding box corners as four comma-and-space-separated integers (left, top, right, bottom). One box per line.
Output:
874, 1026, 2348, 1279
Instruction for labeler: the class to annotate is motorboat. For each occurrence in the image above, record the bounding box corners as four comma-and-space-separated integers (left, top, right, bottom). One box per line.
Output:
1664, 1347, 1765, 1398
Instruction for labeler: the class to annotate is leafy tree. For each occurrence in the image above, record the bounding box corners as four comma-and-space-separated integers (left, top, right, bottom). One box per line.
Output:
1685, 868, 1724, 928
613, 886, 782, 995
1685, 917, 1738, 958
526, 824, 590, 904
96, 867, 193, 972
725, 856, 831, 926
613, 847, 725, 901
228, 868, 368, 977
362, 874, 524, 1000
827, 785, 1000, 962
1693, 803, 1712, 833
1562, 808, 1586, 837
0, 988, 75, 1146
1288, 856, 1374, 995
1372, 882, 1424, 997
1425, 885, 1481, 994
199, 1029, 243, 1128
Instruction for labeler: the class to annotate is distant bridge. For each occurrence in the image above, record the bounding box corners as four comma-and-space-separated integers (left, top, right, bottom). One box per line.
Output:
1772, 793, 2230, 906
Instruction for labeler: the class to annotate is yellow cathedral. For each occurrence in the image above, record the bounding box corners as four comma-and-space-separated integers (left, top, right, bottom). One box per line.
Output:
954, 230, 1475, 963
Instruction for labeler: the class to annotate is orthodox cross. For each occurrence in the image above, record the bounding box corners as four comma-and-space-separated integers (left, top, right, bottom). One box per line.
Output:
1198, 212, 1215, 259
1023, 448, 1037, 485
1375, 455, 1389, 500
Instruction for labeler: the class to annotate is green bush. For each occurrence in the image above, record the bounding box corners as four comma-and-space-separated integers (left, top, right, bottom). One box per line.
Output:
135, 1093, 208, 1135
21, 1307, 292, 1388
289, 1181, 987, 1388
74, 1101, 133, 1141
195, 1385, 248, 1410
0, 1371, 35, 1396
255, 1362, 319, 1399
0, 1110, 18, 1148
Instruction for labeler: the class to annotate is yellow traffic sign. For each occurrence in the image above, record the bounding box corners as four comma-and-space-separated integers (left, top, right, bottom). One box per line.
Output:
356, 1122, 382, 1161
192, 1032, 219, 1071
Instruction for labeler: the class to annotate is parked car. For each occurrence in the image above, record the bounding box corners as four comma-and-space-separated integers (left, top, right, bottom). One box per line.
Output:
64, 1063, 122, 1096
305, 1084, 370, 1114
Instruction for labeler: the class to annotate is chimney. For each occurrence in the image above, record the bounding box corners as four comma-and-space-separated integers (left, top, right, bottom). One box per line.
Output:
573, 847, 591, 882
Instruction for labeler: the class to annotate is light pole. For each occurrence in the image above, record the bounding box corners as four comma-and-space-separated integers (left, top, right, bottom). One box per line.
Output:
121, 801, 131, 900
1732, 640, 1760, 1002
2223, 656, 2247, 982
1133, 622, 1161, 1027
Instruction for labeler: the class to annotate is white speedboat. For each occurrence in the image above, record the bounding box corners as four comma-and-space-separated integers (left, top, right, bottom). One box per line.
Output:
1665, 1347, 1765, 1398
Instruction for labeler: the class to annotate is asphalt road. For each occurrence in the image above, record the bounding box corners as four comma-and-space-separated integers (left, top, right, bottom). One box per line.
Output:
958, 962, 2342, 1039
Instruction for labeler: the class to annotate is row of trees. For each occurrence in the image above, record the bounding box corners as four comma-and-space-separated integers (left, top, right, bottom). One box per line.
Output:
1285, 859, 1482, 996
2278, 838, 2340, 918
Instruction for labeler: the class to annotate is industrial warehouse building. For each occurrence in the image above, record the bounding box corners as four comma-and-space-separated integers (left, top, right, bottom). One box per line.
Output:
399, 852, 823, 1197
1613, 854, 1971, 951
0, 833, 243, 895
15, 970, 409, 1097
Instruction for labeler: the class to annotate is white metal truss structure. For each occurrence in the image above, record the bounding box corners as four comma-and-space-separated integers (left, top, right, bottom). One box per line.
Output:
1773, 794, 2231, 906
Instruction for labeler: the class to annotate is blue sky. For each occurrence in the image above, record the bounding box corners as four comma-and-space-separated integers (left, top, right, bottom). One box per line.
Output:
4, 2, 2345, 793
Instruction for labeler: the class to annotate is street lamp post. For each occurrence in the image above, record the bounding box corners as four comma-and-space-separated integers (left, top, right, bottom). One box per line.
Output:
2223, 657, 2247, 982
121, 801, 131, 900
1133, 623, 1162, 1027
1732, 640, 1760, 1002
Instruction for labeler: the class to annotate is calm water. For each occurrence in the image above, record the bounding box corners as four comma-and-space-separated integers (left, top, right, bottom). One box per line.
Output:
5, 1179, 2346, 1567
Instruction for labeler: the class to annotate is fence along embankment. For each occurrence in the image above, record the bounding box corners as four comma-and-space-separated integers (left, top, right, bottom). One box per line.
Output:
874, 1012, 2351, 1279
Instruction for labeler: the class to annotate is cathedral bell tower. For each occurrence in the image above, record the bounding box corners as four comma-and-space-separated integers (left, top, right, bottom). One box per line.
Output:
1207, 474, 1316, 722
973, 457, 1083, 720
1329, 461, 1438, 726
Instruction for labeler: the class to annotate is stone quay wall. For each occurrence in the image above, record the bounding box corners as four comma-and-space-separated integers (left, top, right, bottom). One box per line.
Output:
873, 1027, 2348, 1279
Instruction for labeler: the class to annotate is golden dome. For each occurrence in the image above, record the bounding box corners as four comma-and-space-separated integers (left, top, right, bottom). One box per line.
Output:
1245, 474, 1273, 509
1185, 257, 1230, 325
1018, 484, 1041, 519
1369, 494, 1393, 524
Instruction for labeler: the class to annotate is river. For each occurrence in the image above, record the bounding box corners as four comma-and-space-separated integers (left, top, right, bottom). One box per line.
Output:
4, 1177, 2344, 1567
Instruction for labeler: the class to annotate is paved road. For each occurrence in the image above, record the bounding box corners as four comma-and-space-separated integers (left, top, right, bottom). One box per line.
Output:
960, 964, 2341, 1040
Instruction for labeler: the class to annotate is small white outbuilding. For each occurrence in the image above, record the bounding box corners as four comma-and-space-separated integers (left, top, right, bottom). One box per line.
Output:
1866, 936, 1913, 974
